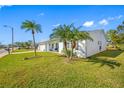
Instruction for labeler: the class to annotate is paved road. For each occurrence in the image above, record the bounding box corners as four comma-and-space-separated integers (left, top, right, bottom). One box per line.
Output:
0, 49, 8, 58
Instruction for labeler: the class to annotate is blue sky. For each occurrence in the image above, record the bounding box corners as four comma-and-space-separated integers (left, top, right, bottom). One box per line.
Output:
0, 5, 124, 44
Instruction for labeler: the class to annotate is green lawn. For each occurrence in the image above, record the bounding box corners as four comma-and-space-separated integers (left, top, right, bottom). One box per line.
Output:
0, 48, 3, 50
0, 50, 124, 88
13, 49, 33, 52
119, 43, 124, 50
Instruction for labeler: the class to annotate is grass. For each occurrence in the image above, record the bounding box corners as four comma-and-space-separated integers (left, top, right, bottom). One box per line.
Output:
119, 43, 124, 50
107, 43, 124, 51
0, 48, 3, 50
0, 50, 124, 88
13, 49, 33, 52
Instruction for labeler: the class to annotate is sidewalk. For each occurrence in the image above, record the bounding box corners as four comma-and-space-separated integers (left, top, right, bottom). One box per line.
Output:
11, 51, 34, 54
11, 50, 44, 54
0, 49, 8, 58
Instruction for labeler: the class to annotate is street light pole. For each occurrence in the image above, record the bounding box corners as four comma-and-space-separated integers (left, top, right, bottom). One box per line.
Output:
4, 25, 14, 52
12, 27, 14, 52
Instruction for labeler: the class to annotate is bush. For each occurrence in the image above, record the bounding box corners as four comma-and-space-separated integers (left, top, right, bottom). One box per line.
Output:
62, 48, 72, 57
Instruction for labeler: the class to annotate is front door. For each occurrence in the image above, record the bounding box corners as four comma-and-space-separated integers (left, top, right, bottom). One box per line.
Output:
55, 43, 59, 52
98, 41, 102, 51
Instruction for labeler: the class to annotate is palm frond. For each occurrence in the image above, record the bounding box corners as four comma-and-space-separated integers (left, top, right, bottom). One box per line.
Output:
21, 20, 42, 33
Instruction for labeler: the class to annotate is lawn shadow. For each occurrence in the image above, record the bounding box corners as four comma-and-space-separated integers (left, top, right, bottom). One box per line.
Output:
23, 53, 63, 60
87, 57, 121, 69
64, 56, 121, 69
23, 55, 43, 60
87, 50, 123, 69
95, 50, 124, 58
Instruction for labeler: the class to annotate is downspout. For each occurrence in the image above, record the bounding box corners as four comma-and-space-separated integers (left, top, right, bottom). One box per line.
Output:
85, 40, 87, 58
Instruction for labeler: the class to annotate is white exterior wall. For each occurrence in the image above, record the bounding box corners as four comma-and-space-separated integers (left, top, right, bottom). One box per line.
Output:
86, 31, 107, 57
38, 44, 46, 52
38, 30, 107, 58
46, 43, 49, 51
75, 40, 87, 58
58, 42, 63, 53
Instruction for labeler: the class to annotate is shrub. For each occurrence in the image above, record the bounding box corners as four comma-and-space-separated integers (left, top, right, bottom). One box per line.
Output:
62, 48, 72, 57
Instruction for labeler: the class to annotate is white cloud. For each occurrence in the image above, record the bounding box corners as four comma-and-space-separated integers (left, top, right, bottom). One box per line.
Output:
0, 5, 12, 9
39, 13, 44, 16
99, 19, 108, 25
0, 6, 2, 9
0, 5, 5, 9
117, 15, 123, 19
99, 15, 123, 26
108, 15, 123, 21
52, 24, 60, 27
83, 21, 94, 27
108, 17, 115, 20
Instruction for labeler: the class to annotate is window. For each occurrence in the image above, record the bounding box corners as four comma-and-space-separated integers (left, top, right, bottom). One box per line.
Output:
99, 46, 102, 51
55, 43, 59, 51
56, 43, 58, 48
52, 44, 54, 49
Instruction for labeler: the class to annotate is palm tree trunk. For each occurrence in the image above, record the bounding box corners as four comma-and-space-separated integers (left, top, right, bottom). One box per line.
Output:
70, 41, 73, 59
70, 41, 76, 59
32, 32, 36, 56
70, 41, 74, 59
64, 40, 68, 57
73, 41, 76, 49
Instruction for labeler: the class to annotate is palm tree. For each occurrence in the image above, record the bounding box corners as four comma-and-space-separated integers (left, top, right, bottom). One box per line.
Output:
107, 29, 120, 48
21, 20, 42, 56
117, 21, 124, 32
69, 26, 93, 59
117, 21, 124, 43
50, 24, 73, 57
25, 40, 32, 49
50, 24, 92, 58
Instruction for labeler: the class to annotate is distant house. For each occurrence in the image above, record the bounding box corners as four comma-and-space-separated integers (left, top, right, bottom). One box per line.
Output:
38, 30, 107, 58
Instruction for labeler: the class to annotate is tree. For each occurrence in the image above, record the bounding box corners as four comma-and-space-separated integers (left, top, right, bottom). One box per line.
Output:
25, 40, 32, 49
107, 29, 120, 48
50, 24, 73, 57
117, 21, 124, 32
0, 42, 5, 49
15, 42, 22, 48
0, 42, 2, 48
50, 24, 93, 59
119, 33, 124, 43
117, 21, 124, 43
69, 25, 93, 59
21, 20, 42, 56
15, 40, 33, 49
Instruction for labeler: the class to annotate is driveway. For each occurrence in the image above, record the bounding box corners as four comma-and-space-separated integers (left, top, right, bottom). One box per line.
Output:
0, 49, 8, 58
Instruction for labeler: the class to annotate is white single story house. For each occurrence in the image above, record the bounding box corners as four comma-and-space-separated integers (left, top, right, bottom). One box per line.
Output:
38, 30, 107, 58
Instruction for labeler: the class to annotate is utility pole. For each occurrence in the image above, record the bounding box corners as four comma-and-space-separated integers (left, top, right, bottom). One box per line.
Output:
4, 25, 14, 52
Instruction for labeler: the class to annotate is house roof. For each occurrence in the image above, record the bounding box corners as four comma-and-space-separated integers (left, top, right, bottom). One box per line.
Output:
39, 38, 60, 45
87, 29, 107, 41
39, 29, 107, 44
82, 29, 104, 33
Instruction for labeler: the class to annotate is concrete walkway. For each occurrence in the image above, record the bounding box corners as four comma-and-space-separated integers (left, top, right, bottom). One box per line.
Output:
0, 49, 8, 58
